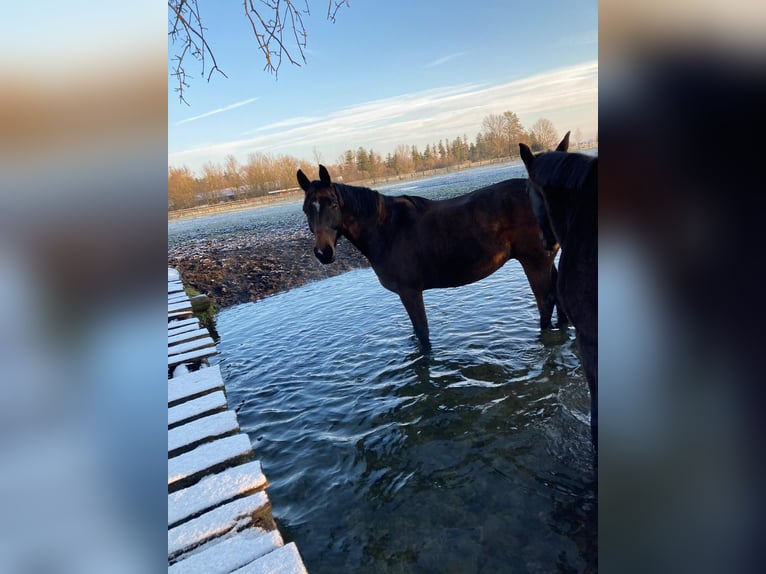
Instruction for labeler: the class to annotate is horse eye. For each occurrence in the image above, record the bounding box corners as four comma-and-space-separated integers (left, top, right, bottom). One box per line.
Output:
330, 202, 339, 209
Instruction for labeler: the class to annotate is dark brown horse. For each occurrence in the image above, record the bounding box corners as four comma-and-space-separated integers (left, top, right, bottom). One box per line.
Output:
520, 134, 598, 448
297, 165, 565, 352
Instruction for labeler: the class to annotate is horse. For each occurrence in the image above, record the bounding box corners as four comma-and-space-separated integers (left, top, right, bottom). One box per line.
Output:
520, 133, 598, 448
296, 164, 566, 353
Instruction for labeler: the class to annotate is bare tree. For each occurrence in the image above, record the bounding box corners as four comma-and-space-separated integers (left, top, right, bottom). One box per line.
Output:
168, 1, 349, 104
480, 113, 506, 158
481, 111, 526, 158
529, 118, 559, 151
502, 111, 526, 157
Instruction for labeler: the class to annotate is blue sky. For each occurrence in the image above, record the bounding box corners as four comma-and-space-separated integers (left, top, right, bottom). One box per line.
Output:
168, 0, 597, 174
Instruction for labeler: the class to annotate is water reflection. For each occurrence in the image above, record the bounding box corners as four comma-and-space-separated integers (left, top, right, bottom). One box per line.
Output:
216, 245, 595, 573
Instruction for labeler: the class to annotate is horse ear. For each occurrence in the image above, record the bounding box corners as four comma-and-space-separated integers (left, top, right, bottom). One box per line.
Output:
319, 164, 332, 186
556, 131, 570, 152
297, 169, 311, 192
519, 143, 535, 170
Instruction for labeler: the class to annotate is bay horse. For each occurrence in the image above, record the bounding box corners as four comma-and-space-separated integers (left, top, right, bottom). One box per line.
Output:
296, 164, 565, 352
520, 134, 598, 448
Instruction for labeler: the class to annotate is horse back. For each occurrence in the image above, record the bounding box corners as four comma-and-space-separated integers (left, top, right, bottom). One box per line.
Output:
375, 178, 549, 290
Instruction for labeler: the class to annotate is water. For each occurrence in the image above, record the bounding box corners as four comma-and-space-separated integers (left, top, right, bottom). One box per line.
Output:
204, 157, 597, 573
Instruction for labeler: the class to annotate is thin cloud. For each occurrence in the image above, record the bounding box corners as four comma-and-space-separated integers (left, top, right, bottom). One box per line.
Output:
424, 51, 469, 68
243, 115, 321, 134
169, 61, 597, 170
175, 97, 259, 126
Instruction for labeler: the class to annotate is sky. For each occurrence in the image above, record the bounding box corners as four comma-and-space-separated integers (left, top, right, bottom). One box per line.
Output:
168, 0, 598, 174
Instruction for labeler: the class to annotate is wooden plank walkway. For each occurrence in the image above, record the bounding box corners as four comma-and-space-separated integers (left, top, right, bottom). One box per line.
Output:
168, 268, 308, 573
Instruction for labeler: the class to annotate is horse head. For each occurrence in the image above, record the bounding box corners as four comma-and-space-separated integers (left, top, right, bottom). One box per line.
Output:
520, 132, 570, 251
297, 164, 343, 264
520, 131, 597, 250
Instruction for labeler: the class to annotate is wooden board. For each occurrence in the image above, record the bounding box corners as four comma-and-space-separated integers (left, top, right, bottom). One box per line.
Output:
169, 328, 210, 346
168, 365, 224, 405
168, 529, 283, 573
169, 317, 200, 331
168, 433, 253, 490
169, 390, 227, 428
169, 300, 194, 313
230, 542, 308, 574
168, 336, 216, 357
168, 460, 268, 527
168, 491, 270, 559
168, 346, 218, 368
169, 410, 240, 455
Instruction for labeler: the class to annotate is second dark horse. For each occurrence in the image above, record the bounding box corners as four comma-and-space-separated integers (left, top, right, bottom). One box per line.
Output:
297, 165, 565, 352
520, 134, 598, 448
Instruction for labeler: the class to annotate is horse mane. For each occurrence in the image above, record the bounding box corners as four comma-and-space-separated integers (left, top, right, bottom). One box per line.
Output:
333, 183, 382, 218
532, 151, 597, 191
334, 183, 432, 219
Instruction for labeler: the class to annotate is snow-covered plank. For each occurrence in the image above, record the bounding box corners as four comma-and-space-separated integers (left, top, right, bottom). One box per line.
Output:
168, 346, 218, 368
230, 542, 308, 574
168, 529, 283, 574
169, 309, 195, 320
169, 300, 194, 313
169, 293, 190, 304
168, 336, 216, 357
169, 317, 199, 331
169, 268, 181, 281
168, 491, 270, 559
169, 328, 210, 346
169, 322, 202, 337
169, 410, 240, 454
168, 365, 224, 404
168, 433, 253, 489
169, 282, 185, 294
169, 460, 267, 527
169, 390, 227, 427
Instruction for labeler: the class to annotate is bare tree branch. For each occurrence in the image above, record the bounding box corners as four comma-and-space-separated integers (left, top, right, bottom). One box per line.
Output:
168, 0, 228, 105
169, 0, 349, 104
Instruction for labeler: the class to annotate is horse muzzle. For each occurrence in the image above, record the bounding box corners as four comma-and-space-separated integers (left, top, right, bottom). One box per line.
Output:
314, 245, 335, 264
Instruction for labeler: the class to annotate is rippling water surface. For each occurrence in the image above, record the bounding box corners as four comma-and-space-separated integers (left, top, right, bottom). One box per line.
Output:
212, 159, 597, 573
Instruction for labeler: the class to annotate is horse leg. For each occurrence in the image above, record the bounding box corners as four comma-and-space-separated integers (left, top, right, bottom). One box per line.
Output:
398, 289, 431, 352
576, 332, 598, 451
518, 257, 556, 330
551, 264, 569, 327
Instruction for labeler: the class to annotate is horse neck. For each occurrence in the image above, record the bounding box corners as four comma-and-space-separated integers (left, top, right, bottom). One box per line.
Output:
551, 166, 597, 249
335, 183, 385, 257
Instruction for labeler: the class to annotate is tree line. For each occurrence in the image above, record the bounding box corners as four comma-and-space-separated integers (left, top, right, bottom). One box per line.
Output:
169, 112, 585, 210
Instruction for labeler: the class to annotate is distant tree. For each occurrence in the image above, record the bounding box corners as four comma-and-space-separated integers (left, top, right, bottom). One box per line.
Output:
355, 147, 369, 174
529, 118, 559, 152
393, 144, 413, 174
169, 1, 350, 103
411, 145, 423, 171
437, 140, 447, 165
481, 113, 506, 158
367, 149, 382, 178
479, 111, 525, 158
502, 111, 526, 157
223, 154, 243, 189
242, 152, 271, 196
168, 165, 199, 209
200, 161, 226, 197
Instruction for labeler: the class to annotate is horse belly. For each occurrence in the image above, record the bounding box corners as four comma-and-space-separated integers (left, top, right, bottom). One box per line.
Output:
424, 247, 510, 289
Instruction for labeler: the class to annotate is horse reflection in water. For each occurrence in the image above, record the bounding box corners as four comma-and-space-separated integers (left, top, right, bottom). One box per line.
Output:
297, 164, 566, 353
520, 133, 598, 449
